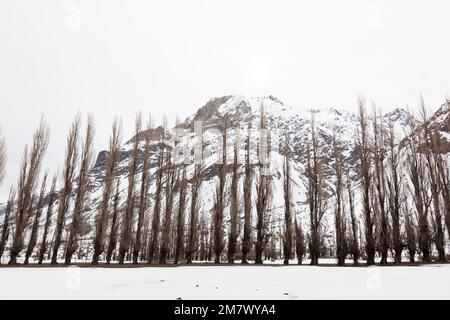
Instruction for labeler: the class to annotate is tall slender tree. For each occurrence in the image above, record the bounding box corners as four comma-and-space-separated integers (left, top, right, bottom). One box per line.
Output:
51, 115, 80, 264
186, 164, 202, 264
65, 115, 95, 264
118, 113, 142, 264
227, 137, 240, 264
420, 101, 446, 262
255, 107, 272, 265
92, 119, 122, 264
372, 109, 390, 264
356, 97, 375, 265
407, 120, 432, 262
174, 166, 187, 264
386, 120, 403, 263
9, 118, 49, 264
241, 116, 253, 264
213, 117, 228, 264
282, 132, 293, 265
159, 152, 176, 264
133, 117, 152, 264
332, 130, 346, 266
305, 112, 326, 266
147, 123, 166, 263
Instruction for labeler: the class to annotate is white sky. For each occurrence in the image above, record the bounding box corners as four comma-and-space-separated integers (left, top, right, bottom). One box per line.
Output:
0, 0, 449, 198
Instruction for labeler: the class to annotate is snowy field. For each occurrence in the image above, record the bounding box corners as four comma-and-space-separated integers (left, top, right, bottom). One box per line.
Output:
1, 264, 450, 300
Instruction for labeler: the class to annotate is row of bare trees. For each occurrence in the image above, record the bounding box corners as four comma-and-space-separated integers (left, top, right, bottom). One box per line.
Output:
0, 99, 449, 265
278, 98, 450, 266
322, 98, 450, 265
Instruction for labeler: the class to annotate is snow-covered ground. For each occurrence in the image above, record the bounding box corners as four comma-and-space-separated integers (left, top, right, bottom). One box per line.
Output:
1, 264, 450, 300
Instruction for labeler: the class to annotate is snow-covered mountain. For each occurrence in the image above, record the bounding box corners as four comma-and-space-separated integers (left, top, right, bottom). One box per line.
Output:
77, 95, 423, 244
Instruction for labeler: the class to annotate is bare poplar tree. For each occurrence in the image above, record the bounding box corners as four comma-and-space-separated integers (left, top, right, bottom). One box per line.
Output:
106, 179, 121, 264
24, 173, 48, 264
51, 115, 80, 264
356, 97, 375, 265
227, 137, 240, 264
241, 116, 253, 264
305, 112, 326, 266
92, 119, 122, 264
65, 115, 95, 264
407, 119, 432, 262
0, 188, 15, 263
174, 166, 187, 264
133, 117, 152, 264
386, 120, 403, 263
9, 118, 49, 264
147, 122, 166, 263
118, 113, 142, 264
420, 101, 446, 262
159, 153, 176, 264
282, 132, 293, 265
372, 109, 390, 264
332, 130, 347, 266
255, 107, 272, 265
38, 174, 57, 264
213, 118, 228, 264
186, 164, 202, 264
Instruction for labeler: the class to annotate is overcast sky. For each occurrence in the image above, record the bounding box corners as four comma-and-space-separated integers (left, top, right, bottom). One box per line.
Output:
0, 0, 449, 199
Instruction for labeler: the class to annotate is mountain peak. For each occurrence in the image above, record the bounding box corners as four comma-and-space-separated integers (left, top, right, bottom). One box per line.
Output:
384, 107, 409, 121
383, 107, 416, 128
188, 95, 294, 125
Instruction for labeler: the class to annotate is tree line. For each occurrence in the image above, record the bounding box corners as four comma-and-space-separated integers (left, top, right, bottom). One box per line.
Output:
0, 98, 449, 266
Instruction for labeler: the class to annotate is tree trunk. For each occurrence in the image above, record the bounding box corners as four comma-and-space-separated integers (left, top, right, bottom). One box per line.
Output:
227, 141, 239, 264
106, 181, 121, 264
